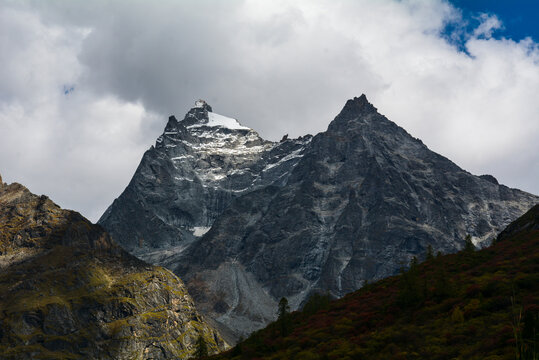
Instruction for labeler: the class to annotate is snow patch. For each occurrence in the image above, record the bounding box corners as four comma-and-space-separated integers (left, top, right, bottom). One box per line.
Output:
171, 155, 192, 161
193, 226, 211, 237
212, 173, 227, 180
188, 112, 250, 130
263, 148, 304, 172
208, 112, 250, 130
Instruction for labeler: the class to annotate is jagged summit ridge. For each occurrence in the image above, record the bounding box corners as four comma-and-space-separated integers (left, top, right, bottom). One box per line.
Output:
171, 99, 250, 131
195, 99, 211, 110
99, 100, 311, 257
338, 94, 377, 119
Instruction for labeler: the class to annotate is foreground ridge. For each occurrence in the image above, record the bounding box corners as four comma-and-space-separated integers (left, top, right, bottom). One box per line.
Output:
0, 174, 227, 359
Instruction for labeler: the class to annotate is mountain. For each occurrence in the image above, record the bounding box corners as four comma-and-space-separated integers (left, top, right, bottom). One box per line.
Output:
99, 99, 311, 262
210, 204, 539, 360
0, 174, 227, 359
99, 96, 538, 341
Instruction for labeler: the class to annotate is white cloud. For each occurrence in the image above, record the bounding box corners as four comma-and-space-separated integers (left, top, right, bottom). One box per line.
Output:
473, 13, 503, 39
0, 0, 537, 222
0, 4, 161, 221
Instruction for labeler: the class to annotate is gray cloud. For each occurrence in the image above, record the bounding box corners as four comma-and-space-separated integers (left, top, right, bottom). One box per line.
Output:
0, 0, 537, 222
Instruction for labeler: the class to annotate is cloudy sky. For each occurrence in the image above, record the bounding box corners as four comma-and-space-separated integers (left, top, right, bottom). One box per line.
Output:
0, 0, 538, 222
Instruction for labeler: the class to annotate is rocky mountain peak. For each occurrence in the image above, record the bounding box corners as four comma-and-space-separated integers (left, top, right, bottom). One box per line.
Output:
326, 94, 382, 136
163, 115, 180, 133
195, 99, 212, 111
100, 101, 310, 258
174, 99, 251, 131
0, 180, 115, 259
100, 95, 538, 341
338, 94, 378, 119
182, 101, 212, 127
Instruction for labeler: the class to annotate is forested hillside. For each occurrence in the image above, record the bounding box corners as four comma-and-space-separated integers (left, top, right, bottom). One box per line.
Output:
211, 205, 539, 360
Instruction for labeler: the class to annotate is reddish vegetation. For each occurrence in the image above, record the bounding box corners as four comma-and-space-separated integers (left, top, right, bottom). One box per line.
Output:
211, 205, 539, 360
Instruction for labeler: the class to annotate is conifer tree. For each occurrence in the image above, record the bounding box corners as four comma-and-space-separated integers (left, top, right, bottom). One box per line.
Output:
426, 244, 434, 260
464, 234, 476, 252
397, 256, 423, 307
277, 297, 291, 336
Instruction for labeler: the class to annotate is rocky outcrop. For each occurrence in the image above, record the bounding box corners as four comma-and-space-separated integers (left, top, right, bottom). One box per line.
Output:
100, 96, 538, 341
0, 176, 227, 359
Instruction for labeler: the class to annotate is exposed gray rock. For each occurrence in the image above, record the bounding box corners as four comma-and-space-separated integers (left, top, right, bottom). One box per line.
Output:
479, 174, 499, 185
99, 100, 311, 260
100, 96, 538, 342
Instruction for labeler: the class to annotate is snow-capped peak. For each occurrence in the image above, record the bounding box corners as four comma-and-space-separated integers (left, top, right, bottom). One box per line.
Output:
187, 111, 250, 130
207, 112, 250, 130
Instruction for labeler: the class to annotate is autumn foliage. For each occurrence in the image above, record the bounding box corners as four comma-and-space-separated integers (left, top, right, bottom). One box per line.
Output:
211, 205, 539, 360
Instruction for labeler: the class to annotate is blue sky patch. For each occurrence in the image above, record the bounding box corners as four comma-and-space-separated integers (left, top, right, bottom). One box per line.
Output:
63, 85, 75, 95
448, 0, 538, 41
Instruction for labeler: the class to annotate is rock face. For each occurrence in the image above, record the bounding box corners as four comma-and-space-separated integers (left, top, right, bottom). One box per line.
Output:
210, 204, 539, 360
0, 177, 227, 359
100, 96, 538, 341
99, 99, 311, 262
